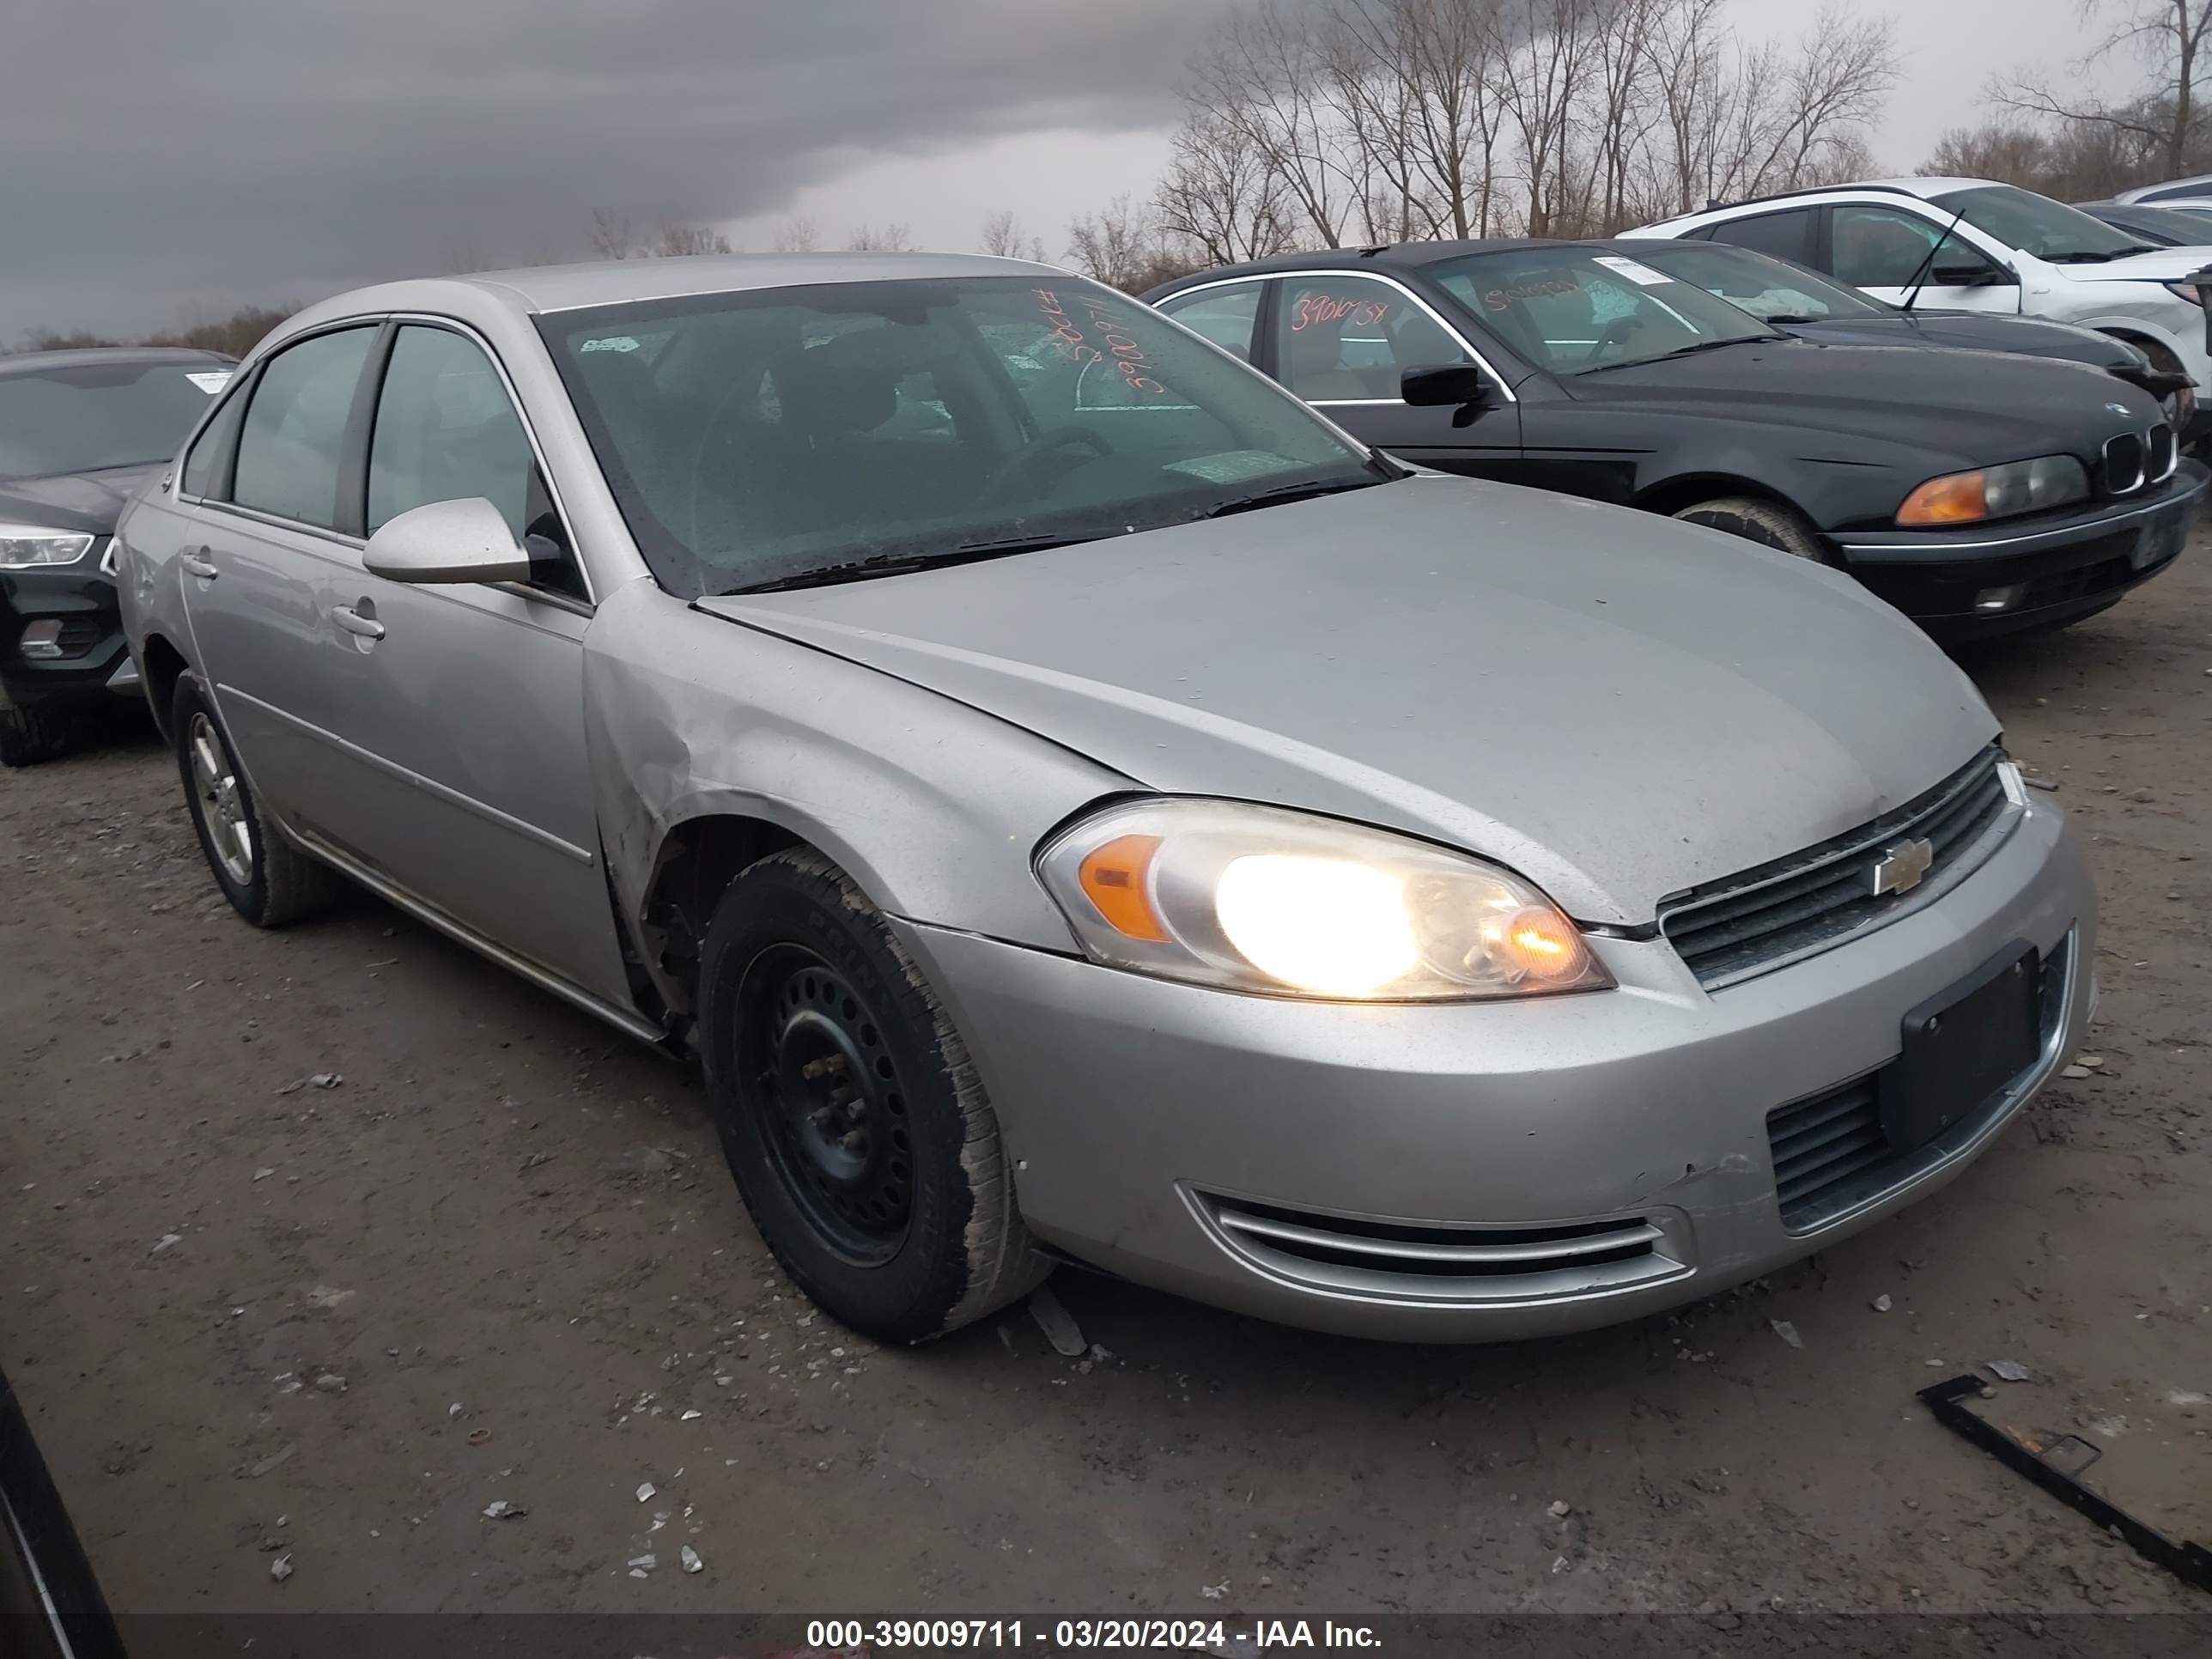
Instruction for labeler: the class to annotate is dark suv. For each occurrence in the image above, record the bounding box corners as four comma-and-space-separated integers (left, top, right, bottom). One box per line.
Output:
1, 347, 234, 763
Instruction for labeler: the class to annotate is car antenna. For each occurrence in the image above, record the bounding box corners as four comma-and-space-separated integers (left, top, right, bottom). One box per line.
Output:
1899, 204, 1972, 313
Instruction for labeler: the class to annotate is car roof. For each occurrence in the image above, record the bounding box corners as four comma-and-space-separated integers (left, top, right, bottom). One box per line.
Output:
0, 345, 235, 378
295, 252, 1058, 326
1150, 238, 1641, 292
2118, 173, 2212, 204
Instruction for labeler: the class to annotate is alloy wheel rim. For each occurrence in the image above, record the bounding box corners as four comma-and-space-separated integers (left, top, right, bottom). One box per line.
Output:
739, 945, 914, 1266
187, 713, 255, 886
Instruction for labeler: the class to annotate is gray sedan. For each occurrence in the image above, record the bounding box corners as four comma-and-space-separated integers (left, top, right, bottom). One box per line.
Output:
116, 254, 2094, 1343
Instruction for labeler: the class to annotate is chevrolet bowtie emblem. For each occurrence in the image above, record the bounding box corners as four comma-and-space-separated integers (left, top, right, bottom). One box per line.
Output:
1872, 837, 1935, 897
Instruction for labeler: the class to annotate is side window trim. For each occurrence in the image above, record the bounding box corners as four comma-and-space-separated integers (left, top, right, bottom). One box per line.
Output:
175, 362, 261, 504
1244, 270, 1520, 405
218, 319, 382, 534
374, 313, 595, 607
338, 320, 401, 539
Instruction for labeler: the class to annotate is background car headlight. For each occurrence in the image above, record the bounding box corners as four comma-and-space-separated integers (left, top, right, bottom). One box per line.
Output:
0, 526, 96, 569
1036, 799, 1612, 1001
1896, 456, 2087, 526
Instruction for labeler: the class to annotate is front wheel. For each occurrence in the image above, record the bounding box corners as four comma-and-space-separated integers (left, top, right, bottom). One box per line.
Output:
1670, 496, 1833, 562
0, 703, 69, 767
699, 848, 1048, 1343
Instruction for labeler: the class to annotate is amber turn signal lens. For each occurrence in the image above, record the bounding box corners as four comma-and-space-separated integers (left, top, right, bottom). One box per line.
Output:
1078, 833, 1170, 942
1897, 472, 1988, 526
1500, 907, 1585, 980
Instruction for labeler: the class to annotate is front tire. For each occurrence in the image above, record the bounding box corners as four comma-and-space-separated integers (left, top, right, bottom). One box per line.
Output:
0, 703, 69, 767
1671, 496, 1832, 562
699, 848, 1048, 1343
171, 677, 341, 927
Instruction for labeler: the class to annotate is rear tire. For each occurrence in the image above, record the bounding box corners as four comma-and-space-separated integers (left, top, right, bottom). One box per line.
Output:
171, 677, 342, 927
0, 704, 69, 767
698, 848, 1048, 1343
1671, 496, 1832, 562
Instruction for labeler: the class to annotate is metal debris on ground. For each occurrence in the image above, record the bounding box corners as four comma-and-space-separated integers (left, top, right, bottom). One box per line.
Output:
680, 1409, 702, 1421
269, 1554, 293, 1582
1027, 1285, 1087, 1358
681, 1545, 703, 1574
1987, 1359, 2033, 1382
481, 1499, 523, 1519
635, 1481, 657, 1502
1872, 1295, 1893, 1313
149, 1234, 182, 1255
1770, 1319, 1803, 1349
627, 1553, 655, 1577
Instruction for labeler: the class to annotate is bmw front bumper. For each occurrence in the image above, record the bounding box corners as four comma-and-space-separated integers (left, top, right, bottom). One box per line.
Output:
896, 793, 2094, 1342
1835, 462, 2204, 638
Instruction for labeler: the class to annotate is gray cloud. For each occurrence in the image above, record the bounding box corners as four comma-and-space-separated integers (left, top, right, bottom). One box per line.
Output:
2, 0, 1260, 337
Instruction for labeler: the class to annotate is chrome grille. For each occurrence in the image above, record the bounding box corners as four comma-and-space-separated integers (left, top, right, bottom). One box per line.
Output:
1193, 1192, 1689, 1304
2148, 422, 2177, 483
2103, 432, 2145, 495
1765, 933, 2070, 1229
1659, 747, 2014, 988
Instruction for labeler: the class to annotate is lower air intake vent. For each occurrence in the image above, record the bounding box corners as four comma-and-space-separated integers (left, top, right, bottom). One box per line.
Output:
1191, 1191, 1691, 1304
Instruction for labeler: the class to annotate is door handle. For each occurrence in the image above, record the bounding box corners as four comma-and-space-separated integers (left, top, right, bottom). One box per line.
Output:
179, 546, 218, 580
332, 602, 386, 641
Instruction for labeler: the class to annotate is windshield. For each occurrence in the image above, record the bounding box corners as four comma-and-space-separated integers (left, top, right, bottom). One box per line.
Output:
2094, 203, 2212, 247
0, 360, 229, 481
1427, 246, 1777, 375
1930, 185, 2149, 263
540, 275, 1383, 597
1621, 241, 1889, 321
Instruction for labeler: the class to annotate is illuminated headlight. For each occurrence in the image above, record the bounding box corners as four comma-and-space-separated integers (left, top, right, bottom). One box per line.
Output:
1036, 799, 1612, 1001
1896, 456, 2087, 526
0, 525, 96, 568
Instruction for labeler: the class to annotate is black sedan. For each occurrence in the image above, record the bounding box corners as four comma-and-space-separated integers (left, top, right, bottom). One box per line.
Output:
1616, 237, 2190, 408
1146, 240, 2203, 638
1, 347, 234, 764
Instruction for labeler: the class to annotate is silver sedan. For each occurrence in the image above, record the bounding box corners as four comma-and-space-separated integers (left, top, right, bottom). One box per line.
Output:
116, 254, 2094, 1343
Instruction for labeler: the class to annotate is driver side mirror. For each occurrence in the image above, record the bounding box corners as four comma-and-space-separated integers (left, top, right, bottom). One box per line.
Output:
363, 497, 537, 586
1400, 363, 1498, 428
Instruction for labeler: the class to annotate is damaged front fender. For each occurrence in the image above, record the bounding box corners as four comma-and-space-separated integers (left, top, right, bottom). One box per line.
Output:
580, 580, 1128, 1014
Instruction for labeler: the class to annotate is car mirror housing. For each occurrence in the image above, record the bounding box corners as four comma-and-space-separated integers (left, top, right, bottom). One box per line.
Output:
363, 497, 536, 585
1400, 363, 1498, 427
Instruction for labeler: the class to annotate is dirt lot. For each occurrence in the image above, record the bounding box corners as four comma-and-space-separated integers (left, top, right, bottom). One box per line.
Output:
4, 550, 2209, 1625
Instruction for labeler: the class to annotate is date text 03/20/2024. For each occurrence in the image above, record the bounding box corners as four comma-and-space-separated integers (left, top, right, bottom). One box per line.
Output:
801, 1619, 1383, 1650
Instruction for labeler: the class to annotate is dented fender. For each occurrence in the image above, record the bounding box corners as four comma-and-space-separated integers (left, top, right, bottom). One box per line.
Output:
580, 581, 1128, 991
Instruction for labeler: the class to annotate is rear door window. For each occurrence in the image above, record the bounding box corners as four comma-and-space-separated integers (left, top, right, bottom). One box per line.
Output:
230, 327, 377, 530
1158, 283, 1264, 362
1705, 208, 1818, 266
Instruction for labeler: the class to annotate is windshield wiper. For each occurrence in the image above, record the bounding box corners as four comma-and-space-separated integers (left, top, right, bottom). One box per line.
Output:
717, 533, 1085, 596
1582, 336, 1768, 373
2045, 246, 2154, 264
1196, 476, 1382, 520
1761, 314, 1825, 325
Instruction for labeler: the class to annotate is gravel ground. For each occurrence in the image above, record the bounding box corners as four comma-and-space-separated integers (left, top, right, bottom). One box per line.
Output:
3, 549, 2209, 1621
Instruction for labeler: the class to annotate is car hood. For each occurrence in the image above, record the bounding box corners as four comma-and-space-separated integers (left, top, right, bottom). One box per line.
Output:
0, 464, 161, 537
1566, 338, 2156, 460
697, 476, 1997, 924
2055, 246, 2212, 282
1784, 312, 2136, 371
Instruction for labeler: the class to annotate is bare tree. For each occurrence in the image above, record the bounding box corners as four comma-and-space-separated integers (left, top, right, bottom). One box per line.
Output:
1066, 195, 1158, 288
981, 210, 1048, 261
586, 208, 636, 259
847, 223, 912, 251
1193, 3, 1360, 246
650, 222, 733, 256
771, 216, 820, 252
1996, 0, 2212, 179
1155, 108, 1297, 262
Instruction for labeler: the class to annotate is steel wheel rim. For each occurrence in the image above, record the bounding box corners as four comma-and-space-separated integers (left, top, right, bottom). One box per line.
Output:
187, 712, 255, 886
738, 944, 914, 1266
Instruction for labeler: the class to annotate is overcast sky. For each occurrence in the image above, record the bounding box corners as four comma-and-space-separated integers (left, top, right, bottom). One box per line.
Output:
3, 0, 2114, 341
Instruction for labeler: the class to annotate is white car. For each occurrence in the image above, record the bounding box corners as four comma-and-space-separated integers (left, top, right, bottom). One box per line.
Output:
2114, 174, 2212, 216
1626, 179, 2212, 433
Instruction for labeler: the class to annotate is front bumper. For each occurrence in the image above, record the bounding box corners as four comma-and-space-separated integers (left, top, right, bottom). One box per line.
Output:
897, 794, 2094, 1341
1833, 462, 2204, 637
0, 553, 131, 712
